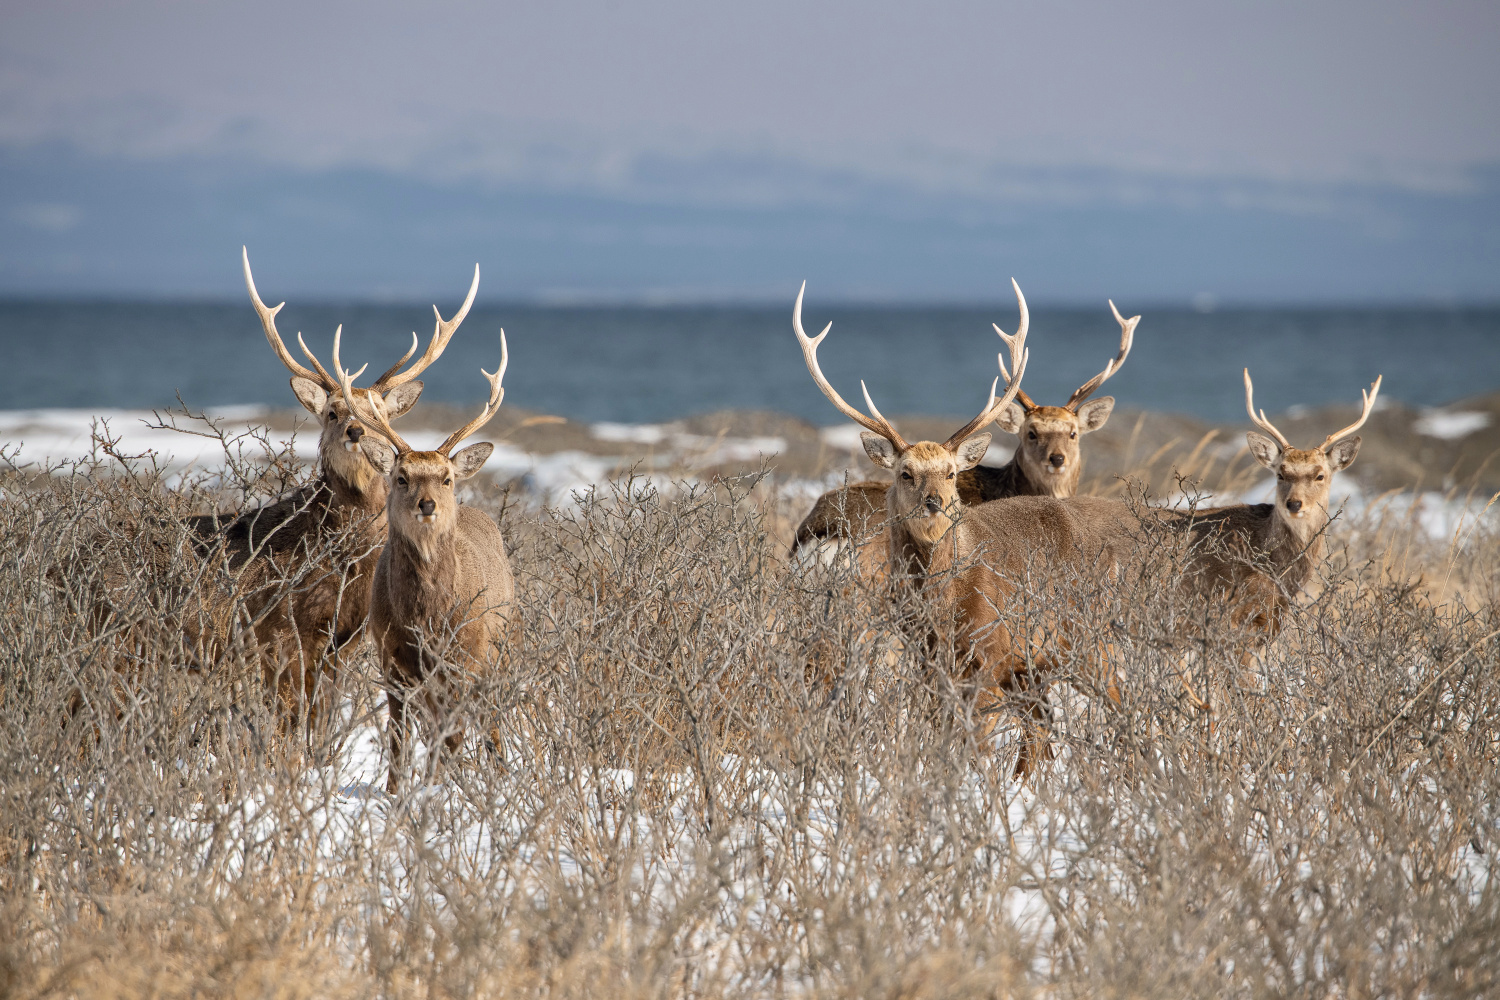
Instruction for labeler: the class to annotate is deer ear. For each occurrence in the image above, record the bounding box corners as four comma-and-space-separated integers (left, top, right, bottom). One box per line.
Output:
1325, 436, 1361, 471
1075, 396, 1115, 433
450, 442, 494, 480
382, 380, 423, 417
364, 439, 395, 475
993, 401, 1026, 435
954, 433, 991, 471
291, 377, 328, 416
860, 432, 898, 469
1246, 431, 1282, 470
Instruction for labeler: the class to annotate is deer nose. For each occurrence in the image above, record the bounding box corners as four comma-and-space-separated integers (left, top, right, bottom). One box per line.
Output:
1049, 453, 1066, 468
924, 495, 943, 514
418, 499, 436, 517
1285, 499, 1302, 513
346, 424, 364, 442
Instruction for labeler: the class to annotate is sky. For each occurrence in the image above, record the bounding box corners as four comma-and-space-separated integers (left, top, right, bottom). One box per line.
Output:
2, 1, 1498, 302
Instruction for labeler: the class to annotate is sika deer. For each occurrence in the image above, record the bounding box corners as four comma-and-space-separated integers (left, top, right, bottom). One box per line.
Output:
943, 370, 1383, 774
790, 285, 1139, 573
332, 330, 515, 793
191, 248, 476, 734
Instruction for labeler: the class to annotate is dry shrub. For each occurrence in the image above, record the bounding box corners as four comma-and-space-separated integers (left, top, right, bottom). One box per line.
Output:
1, 426, 1497, 999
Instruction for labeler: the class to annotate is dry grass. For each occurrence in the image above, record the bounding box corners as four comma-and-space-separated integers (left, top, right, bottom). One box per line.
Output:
1, 421, 1497, 999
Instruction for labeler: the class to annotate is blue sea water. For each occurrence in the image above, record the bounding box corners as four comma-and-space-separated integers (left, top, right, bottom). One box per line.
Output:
0, 299, 1496, 424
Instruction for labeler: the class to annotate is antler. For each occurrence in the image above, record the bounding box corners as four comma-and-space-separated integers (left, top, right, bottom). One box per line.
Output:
243, 246, 338, 389
436, 331, 508, 456
946, 278, 1030, 447
993, 277, 1038, 411
1064, 300, 1139, 411
332, 326, 411, 454
1321, 375, 1382, 451
794, 282, 910, 451
369, 264, 481, 393
1243, 369, 1292, 451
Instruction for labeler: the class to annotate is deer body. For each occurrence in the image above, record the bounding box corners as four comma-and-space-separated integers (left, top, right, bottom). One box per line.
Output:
180, 249, 468, 735
332, 314, 514, 793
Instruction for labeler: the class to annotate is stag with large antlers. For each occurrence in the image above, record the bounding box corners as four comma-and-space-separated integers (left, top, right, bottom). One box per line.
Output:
791, 281, 1031, 587
940, 369, 1384, 775
188, 249, 478, 736
790, 285, 1140, 572
333, 329, 514, 793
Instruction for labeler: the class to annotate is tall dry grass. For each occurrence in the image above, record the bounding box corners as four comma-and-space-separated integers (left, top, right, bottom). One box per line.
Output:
1, 421, 1497, 999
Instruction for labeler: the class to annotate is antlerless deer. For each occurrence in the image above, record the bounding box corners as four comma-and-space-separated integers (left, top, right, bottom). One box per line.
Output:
790, 281, 1140, 572
332, 319, 515, 793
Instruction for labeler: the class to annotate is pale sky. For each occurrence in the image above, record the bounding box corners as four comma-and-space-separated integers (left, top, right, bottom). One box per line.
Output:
4, 1, 1497, 190
2, 1, 1498, 299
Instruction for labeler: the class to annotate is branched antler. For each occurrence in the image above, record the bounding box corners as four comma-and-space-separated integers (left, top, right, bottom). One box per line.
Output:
1321, 376, 1382, 451
794, 283, 910, 451
437, 332, 509, 456
1064, 301, 1139, 411
332, 327, 411, 454
945, 278, 1030, 448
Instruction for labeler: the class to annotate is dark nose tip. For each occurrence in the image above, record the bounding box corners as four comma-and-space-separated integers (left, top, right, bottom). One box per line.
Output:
924, 496, 943, 513
1049, 454, 1065, 468
1285, 499, 1302, 513
346, 425, 364, 441
418, 499, 436, 516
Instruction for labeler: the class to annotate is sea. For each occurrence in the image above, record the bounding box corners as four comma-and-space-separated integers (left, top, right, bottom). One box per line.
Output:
1, 300, 1497, 425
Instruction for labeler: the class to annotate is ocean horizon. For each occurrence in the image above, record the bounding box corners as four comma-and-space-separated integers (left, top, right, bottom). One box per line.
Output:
2, 299, 1496, 426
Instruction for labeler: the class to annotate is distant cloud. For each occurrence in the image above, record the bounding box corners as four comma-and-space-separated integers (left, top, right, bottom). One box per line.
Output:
10, 201, 82, 233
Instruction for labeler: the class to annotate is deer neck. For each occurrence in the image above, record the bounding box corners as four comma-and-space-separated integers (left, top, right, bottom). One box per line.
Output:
322, 461, 389, 523
886, 488, 966, 597
386, 524, 463, 614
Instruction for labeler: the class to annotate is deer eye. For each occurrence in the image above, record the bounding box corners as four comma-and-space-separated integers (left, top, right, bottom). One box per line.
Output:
1027, 431, 1037, 440
1070, 431, 1077, 439
396, 476, 407, 488
444, 477, 452, 487
1316, 474, 1325, 481
328, 411, 336, 420
947, 471, 955, 479
900, 471, 913, 481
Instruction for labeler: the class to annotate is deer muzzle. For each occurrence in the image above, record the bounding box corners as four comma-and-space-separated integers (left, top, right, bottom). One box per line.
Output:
418, 498, 436, 521
1285, 499, 1304, 515
1048, 453, 1066, 469
923, 495, 943, 514
343, 424, 365, 451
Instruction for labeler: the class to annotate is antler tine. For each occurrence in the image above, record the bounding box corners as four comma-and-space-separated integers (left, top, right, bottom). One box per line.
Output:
1065, 299, 1139, 411
1321, 375, 1383, 451
1243, 368, 1291, 451
437, 330, 508, 456
993, 278, 1037, 410
794, 282, 908, 450
944, 279, 1030, 447
244, 246, 336, 389
373, 264, 481, 392
332, 325, 411, 454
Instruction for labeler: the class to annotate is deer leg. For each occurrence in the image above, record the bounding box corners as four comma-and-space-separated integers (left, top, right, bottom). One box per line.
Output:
385, 690, 409, 795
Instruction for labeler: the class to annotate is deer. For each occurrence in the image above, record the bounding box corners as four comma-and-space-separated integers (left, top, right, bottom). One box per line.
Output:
789, 282, 1140, 576
186, 248, 479, 736
926, 369, 1383, 775
331, 327, 515, 794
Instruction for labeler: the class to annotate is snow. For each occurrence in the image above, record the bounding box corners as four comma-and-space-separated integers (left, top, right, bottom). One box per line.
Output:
1412, 409, 1491, 440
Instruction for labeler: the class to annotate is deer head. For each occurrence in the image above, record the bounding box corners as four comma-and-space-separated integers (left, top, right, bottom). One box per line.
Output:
333, 327, 505, 560
992, 300, 1139, 495
243, 247, 478, 488
794, 281, 1029, 545
1243, 369, 1382, 534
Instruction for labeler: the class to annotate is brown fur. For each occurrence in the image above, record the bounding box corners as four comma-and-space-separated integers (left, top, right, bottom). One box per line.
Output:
187, 380, 420, 735
790, 398, 1114, 571
369, 447, 514, 792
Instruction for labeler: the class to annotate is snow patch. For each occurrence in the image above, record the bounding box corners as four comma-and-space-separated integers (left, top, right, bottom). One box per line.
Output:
1413, 409, 1491, 440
